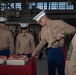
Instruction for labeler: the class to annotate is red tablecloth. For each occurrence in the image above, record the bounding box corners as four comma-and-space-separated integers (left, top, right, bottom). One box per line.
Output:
0, 58, 37, 75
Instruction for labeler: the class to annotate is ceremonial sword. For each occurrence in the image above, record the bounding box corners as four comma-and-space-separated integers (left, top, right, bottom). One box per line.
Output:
32, 35, 65, 58
32, 39, 58, 58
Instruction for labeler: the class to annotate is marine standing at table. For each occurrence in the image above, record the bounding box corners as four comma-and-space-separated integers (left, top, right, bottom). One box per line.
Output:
32, 10, 76, 75
16, 23, 35, 58
0, 17, 14, 58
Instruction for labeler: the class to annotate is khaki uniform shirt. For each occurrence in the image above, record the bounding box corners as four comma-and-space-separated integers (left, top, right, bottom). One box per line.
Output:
65, 33, 76, 75
16, 32, 35, 54
38, 31, 41, 42
0, 29, 14, 56
34, 19, 76, 52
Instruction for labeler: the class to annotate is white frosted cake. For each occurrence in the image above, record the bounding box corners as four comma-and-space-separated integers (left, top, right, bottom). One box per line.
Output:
0, 56, 7, 64
7, 55, 28, 65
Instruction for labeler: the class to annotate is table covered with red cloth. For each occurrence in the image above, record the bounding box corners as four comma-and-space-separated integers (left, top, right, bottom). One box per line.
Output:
0, 58, 37, 75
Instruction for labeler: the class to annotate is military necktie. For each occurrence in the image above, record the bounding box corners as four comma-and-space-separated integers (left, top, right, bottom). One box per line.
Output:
22, 34, 27, 38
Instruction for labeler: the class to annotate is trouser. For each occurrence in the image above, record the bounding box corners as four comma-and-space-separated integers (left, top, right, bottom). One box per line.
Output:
47, 46, 66, 75
18, 53, 31, 58
65, 60, 70, 75
0, 49, 10, 58
65, 50, 76, 75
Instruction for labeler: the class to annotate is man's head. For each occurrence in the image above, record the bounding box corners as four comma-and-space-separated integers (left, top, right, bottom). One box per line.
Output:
33, 10, 48, 26
0, 17, 7, 29
19, 23, 29, 33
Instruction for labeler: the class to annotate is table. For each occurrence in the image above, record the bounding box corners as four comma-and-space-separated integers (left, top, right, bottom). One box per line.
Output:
0, 58, 37, 75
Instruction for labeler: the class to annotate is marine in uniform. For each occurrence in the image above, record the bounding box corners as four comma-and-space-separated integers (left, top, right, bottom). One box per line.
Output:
32, 10, 76, 75
16, 23, 35, 58
0, 17, 14, 58
65, 33, 76, 75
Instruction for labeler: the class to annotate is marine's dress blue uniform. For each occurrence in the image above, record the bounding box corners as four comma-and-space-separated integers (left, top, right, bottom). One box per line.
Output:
47, 46, 66, 75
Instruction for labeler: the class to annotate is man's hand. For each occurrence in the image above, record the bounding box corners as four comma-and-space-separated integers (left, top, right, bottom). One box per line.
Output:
32, 50, 37, 57
56, 33, 64, 40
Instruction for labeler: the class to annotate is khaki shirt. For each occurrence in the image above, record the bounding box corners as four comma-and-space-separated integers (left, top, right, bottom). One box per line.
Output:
0, 29, 14, 56
65, 34, 76, 75
38, 31, 41, 42
16, 32, 35, 54
34, 19, 76, 52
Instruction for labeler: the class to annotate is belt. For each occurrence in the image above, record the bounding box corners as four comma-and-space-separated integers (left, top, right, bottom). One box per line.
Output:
0, 47, 9, 50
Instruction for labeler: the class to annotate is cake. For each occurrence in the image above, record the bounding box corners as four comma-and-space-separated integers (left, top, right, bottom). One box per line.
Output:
0, 56, 7, 64
7, 55, 28, 65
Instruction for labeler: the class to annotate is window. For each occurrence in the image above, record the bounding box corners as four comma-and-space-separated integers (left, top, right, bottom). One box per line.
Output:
37, 2, 43, 10
59, 2, 65, 10
0, 2, 21, 11
44, 2, 47, 10
8, 3, 14, 9
15, 3, 21, 10
29, 2, 74, 10
1, 3, 5, 11
66, 2, 73, 10
29, 2, 36, 9
51, 2, 58, 10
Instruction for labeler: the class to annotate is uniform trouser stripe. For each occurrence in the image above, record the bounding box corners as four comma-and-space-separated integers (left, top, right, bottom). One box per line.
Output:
62, 46, 66, 69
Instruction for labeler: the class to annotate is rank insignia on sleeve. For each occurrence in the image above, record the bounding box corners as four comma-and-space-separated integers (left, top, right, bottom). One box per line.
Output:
66, 42, 73, 60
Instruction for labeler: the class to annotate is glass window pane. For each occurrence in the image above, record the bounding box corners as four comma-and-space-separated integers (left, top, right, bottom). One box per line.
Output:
44, 2, 47, 10
48, 2, 51, 10
28, 2, 74, 10
37, 2, 43, 10
66, 2, 74, 10
51, 2, 58, 10
59, 2, 65, 5
1, 3, 5, 11
15, 3, 21, 10
59, 2, 65, 10
1, 3, 4, 6
10, 3, 14, 9
29, 2, 36, 9
32, 2, 35, 6
29, 3, 32, 9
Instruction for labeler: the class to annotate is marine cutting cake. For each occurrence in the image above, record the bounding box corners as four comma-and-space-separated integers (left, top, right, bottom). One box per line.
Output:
7, 55, 28, 65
